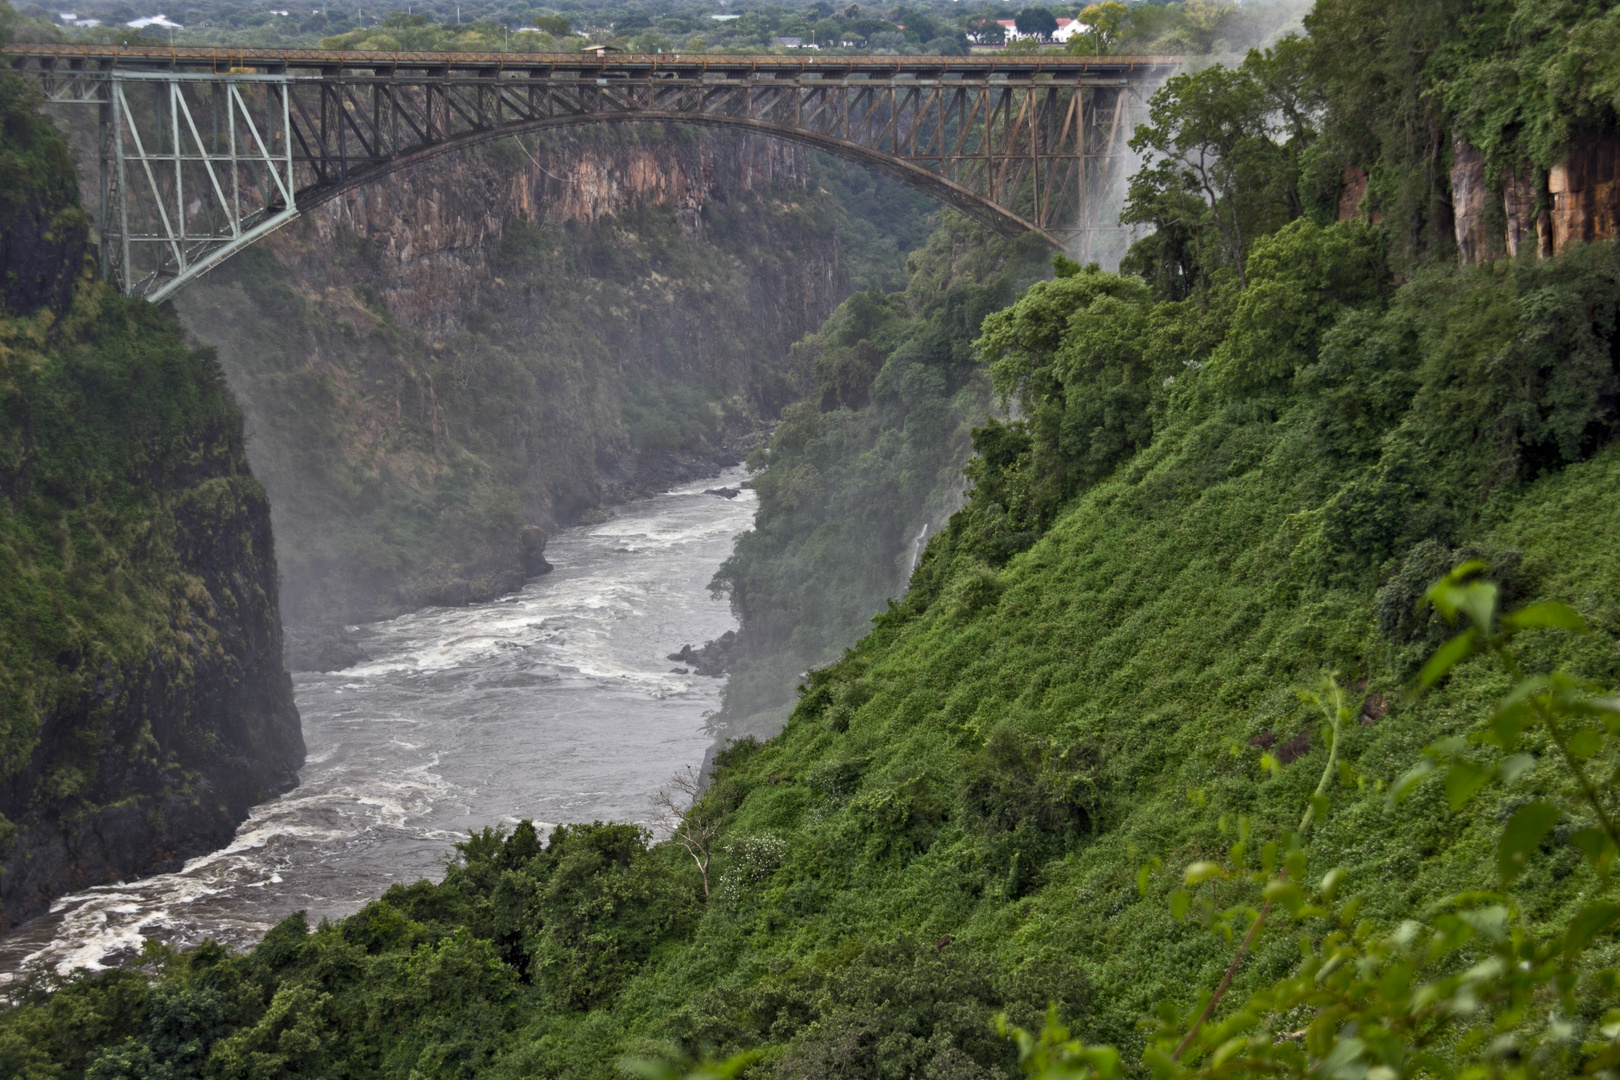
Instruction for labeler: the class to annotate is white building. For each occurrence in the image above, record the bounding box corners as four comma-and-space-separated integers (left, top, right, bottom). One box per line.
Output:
997, 16, 1088, 44
1052, 17, 1086, 43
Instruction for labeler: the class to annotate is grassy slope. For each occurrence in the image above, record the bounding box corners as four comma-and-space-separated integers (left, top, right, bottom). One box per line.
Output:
589, 414, 1620, 1066
482, 243, 1620, 1072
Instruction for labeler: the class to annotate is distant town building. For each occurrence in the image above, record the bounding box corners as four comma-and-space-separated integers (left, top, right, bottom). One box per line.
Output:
1052, 18, 1085, 43
124, 14, 182, 29
995, 16, 1086, 45
772, 36, 816, 48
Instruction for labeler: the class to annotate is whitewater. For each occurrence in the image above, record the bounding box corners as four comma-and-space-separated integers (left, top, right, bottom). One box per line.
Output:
0, 469, 755, 978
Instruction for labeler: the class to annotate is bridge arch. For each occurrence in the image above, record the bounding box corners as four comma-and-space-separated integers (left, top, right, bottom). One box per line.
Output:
300, 112, 1047, 241
6, 45, 1177, 300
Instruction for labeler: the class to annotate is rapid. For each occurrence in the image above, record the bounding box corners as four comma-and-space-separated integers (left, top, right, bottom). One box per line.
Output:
0, 469, 756, 979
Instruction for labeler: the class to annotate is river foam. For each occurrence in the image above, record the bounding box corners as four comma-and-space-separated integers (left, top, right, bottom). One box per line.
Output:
0, 469, 755, 979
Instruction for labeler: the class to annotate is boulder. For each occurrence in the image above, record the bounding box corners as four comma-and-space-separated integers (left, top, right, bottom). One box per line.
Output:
519, 525, 554, 576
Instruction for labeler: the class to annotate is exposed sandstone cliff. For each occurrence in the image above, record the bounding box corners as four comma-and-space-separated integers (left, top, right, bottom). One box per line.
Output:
175, 124, 851, 630
1451, 131, 1620, 264
1550, 133, 1620, 253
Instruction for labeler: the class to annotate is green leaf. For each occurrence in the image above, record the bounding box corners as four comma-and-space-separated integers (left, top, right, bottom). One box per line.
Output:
1498, 801, 1559, 886
1419, 630, 1479, 689
1264, 878, 1304, 916
1565, 901, 1620, 957
1388, 760, 1436, 808
1184, 861, 1224, 885
1444, 759, 1494, 810
1501, 601, 1588, 634
1484, 703, 1530, 750
1569, 726, 1604, 761
1457, 581, 1498, 634
1169, 889, 1191, 921
1427, 563, 1488, 621
1498, 753, 1536, 785
1571, 827, 1618, 879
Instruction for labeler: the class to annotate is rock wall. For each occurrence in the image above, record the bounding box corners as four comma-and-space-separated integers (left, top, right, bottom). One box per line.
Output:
1452, 131, 1620, 264
0, 77, 302, 928
175, 123, 849, 630
1550, 133, 1620, 254
1450, 142, 1492, 264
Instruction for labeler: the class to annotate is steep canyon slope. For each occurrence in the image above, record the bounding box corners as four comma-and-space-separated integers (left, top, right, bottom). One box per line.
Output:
0, 74, 302, 929
173, 127, 918, 631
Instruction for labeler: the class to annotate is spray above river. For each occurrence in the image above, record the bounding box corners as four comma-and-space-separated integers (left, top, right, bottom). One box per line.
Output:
0, 470, 756, 979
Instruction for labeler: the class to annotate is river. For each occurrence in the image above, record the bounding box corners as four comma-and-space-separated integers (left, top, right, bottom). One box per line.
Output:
0, 469, 755, 978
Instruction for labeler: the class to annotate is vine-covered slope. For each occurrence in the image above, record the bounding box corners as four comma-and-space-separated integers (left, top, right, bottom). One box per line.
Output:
0, 73, 302, 929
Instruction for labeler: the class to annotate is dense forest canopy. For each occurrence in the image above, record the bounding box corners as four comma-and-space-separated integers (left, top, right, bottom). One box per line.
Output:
8, 1, 1620, 1080
5, 0, 1307, 56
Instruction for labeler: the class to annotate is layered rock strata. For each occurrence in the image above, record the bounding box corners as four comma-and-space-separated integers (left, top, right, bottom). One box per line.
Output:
175, 124, 848, 631
1451, 131, 1620, 263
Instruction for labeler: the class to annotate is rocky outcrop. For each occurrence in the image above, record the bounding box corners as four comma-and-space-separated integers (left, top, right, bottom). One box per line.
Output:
1451, 141, 1492, 264
1452, 131, 1620, 264
668, 630, 739, 677
175, 124, 850, 628
1, 468, 304, 924
1550, 132, 1620, 254
1503, 164, 1551, 258
1336, 165, 1370, 222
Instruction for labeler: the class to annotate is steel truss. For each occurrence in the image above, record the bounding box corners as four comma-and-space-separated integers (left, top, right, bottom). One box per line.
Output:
8, 45, 1177, 300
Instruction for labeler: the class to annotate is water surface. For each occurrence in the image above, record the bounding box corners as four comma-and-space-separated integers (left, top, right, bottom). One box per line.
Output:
0, 470, 753, 977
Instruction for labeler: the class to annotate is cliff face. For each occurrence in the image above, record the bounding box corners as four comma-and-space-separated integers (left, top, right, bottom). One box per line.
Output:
176, 124, 850, 630
1451, 131, 1620, 263
0, 75, 302, 928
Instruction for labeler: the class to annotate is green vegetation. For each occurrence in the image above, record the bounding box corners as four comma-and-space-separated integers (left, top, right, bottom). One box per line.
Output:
0, 68, 296, 922
21, 0, 1302, 57
12, 0, 1620, 1077
707, 1, 1319, 735
1, 72, 222, 781
711, 215, 1050, 734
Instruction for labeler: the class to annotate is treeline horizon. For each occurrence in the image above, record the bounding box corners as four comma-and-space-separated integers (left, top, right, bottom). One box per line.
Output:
5, 0, 1307, 58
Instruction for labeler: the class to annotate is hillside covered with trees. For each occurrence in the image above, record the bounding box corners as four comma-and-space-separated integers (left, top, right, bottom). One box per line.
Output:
7, 1, 1620, 1079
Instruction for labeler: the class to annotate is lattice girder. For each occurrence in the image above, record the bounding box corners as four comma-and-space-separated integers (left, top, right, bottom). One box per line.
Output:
7, 45, 1178, 300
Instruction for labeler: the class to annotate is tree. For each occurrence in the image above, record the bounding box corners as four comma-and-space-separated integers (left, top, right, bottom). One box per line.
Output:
529, 13, 570, 35
1123, 44, 1316, 289
967, 17, 1005, 44
1071, 1, 1127, 53
652, 767, 722, 897
1013, 6, 1057, 42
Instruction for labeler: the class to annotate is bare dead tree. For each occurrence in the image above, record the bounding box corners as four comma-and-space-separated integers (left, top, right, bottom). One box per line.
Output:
652, 766, 721, 898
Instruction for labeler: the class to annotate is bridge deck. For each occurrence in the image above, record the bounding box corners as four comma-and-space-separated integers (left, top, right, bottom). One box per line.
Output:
6, 42, 1180, 82
5, 42, 1178, 299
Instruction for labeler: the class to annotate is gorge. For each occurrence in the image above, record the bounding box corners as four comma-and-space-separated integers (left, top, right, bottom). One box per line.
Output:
8, 2, 1620, 1079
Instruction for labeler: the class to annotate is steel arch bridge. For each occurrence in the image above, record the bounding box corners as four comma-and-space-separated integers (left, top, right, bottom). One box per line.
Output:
5, 44, 1178, 302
